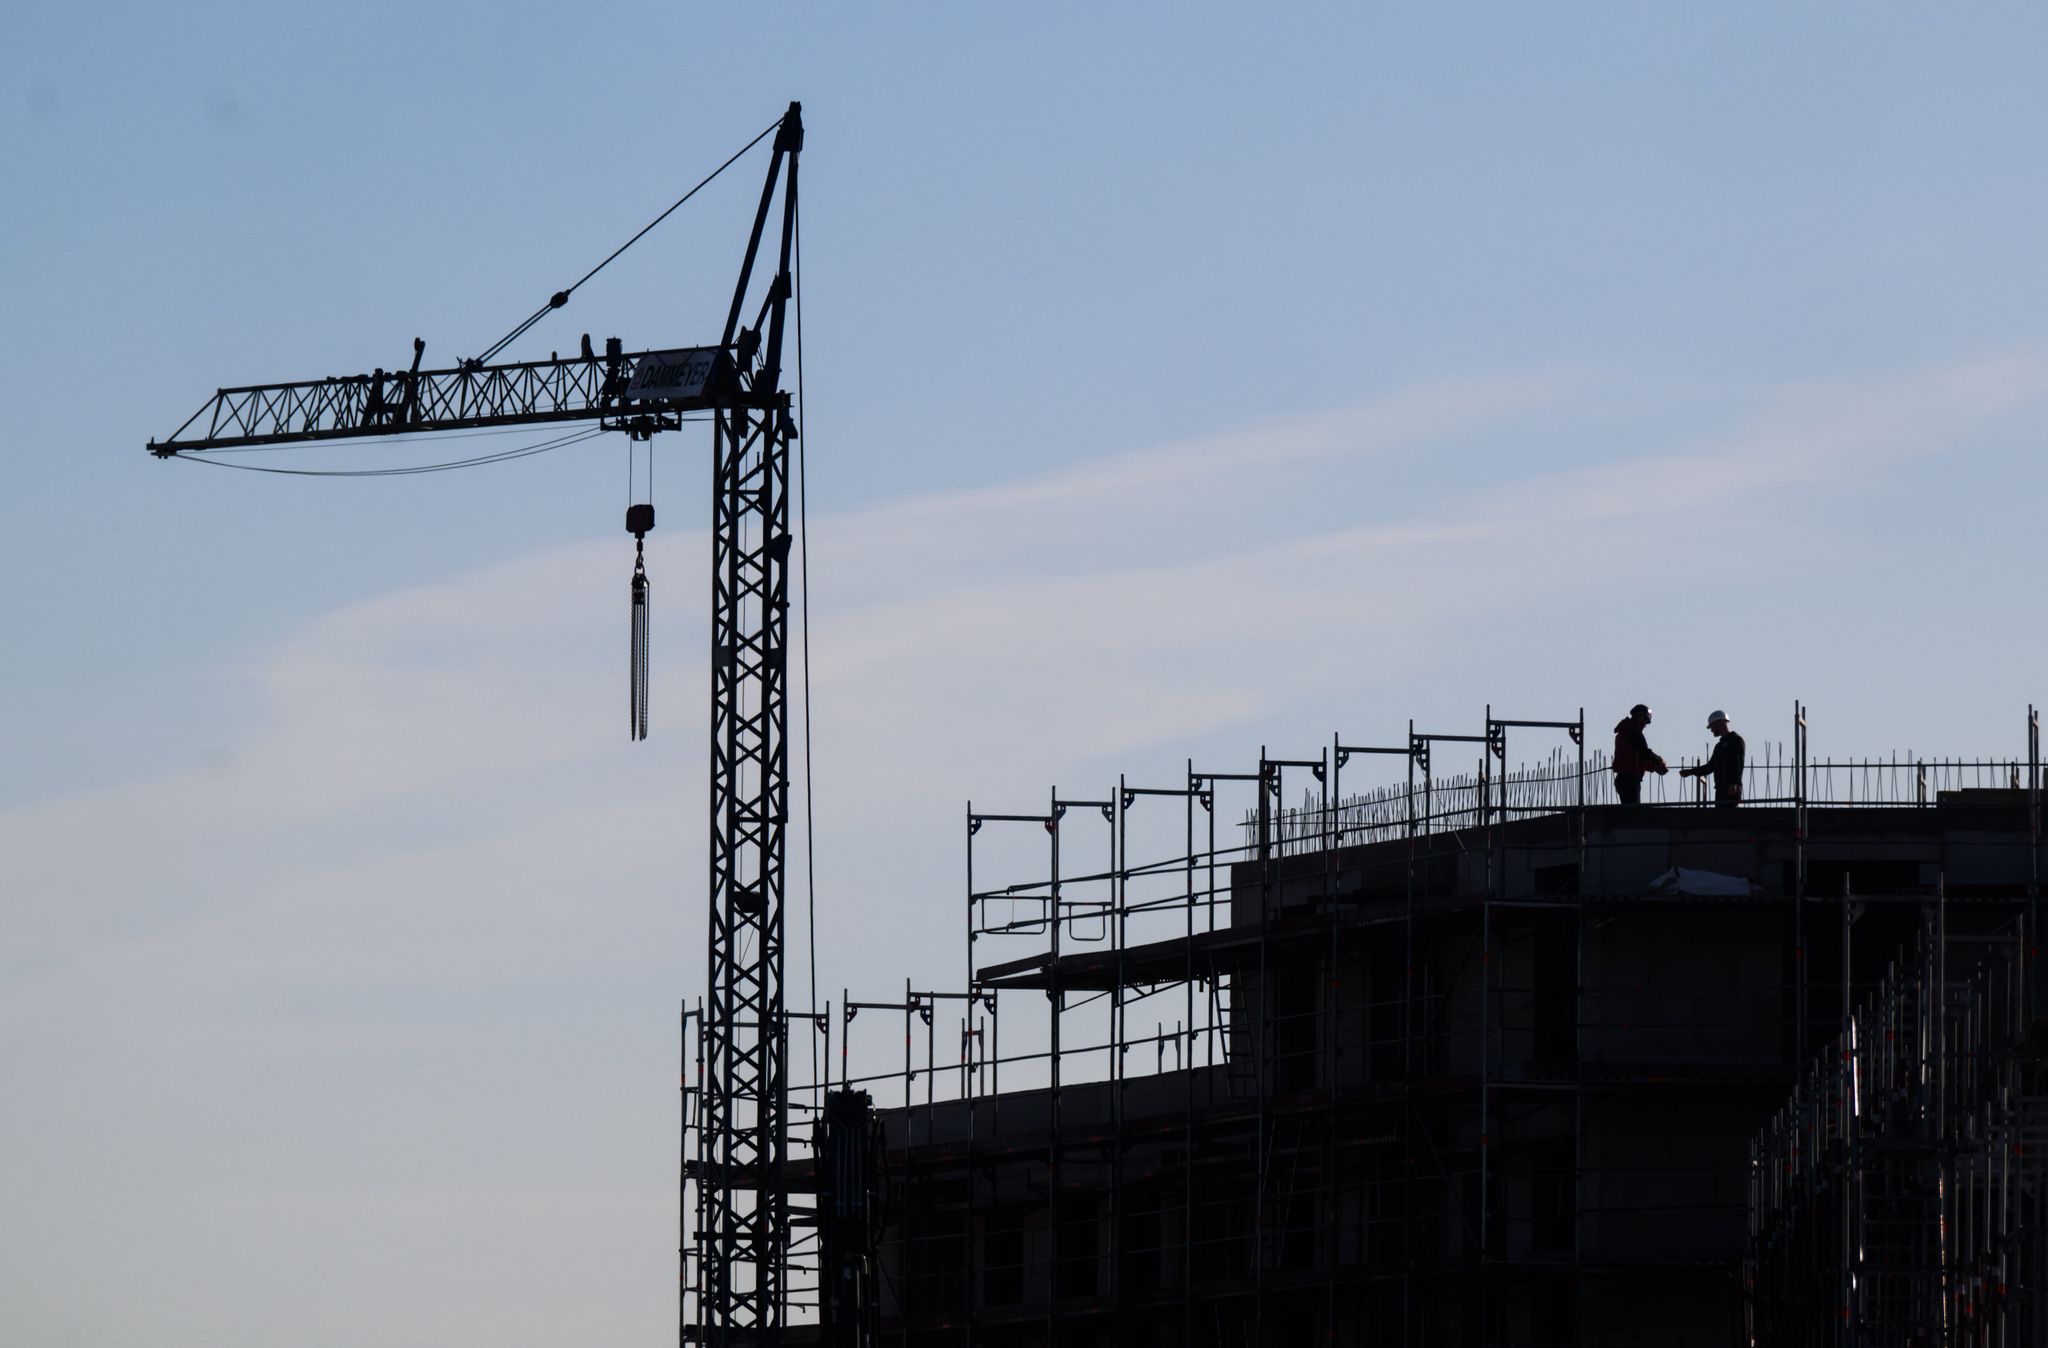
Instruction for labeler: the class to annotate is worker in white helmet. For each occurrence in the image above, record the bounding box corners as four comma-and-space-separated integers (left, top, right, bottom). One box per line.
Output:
1679, 711, 1745, 808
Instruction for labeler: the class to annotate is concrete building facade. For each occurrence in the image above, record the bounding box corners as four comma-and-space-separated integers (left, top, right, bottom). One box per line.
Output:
836, 789, 2044, 1345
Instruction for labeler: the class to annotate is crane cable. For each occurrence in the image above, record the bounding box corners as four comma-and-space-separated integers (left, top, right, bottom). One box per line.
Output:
794, 181, 820, 1104
167, 425, 608, 476
475, 114, 787, 367
165, 117, 783, 476
167, 112, 785, 477
194, 422, 594, 452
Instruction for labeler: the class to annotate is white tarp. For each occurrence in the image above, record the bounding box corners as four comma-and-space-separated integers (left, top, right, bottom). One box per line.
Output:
1644, 866, 1761, 897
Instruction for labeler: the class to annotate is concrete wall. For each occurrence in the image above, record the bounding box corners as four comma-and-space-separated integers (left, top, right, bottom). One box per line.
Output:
869, 804, 2039, 1342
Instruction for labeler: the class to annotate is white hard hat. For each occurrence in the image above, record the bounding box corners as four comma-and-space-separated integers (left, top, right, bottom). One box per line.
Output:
1706, 709, 1728, 726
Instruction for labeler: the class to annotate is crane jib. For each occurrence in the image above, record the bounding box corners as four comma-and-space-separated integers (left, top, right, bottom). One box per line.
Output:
146, 346, 750, 455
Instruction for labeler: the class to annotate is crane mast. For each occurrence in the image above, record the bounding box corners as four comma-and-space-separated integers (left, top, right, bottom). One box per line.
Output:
149, 104, 806, 1347
701, 102, 799, 1347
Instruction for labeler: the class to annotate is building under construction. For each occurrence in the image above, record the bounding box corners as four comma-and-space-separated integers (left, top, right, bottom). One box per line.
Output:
682, 705, 2046, 1345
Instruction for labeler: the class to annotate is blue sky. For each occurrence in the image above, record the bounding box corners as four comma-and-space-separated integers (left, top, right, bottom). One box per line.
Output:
5, 6, 2048, 1346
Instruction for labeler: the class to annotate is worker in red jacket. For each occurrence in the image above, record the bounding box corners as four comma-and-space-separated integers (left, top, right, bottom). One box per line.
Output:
1612, 703, 1668, 805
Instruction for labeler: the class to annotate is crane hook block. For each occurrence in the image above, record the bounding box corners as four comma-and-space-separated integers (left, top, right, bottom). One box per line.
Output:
629, 538, 652, 742
627, 503, 655, 538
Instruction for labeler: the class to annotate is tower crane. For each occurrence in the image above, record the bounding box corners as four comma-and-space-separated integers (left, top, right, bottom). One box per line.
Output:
149, 104, 806, 1347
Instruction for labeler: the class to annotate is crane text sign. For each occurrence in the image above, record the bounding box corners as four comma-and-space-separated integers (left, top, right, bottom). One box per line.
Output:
624, 347, 722, 403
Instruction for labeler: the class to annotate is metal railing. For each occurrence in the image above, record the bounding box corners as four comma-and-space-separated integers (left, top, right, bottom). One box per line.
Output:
1252, 749, 2039, 856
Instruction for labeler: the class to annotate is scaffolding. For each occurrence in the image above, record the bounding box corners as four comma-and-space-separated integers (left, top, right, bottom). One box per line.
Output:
679, 703, 2045, 1345
1747, 896, 2048, 1345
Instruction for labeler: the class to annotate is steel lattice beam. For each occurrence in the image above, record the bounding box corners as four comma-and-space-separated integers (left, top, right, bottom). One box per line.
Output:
700, 403, 793, 1341
146, 346, 757, 455
691, 104, 802, 1348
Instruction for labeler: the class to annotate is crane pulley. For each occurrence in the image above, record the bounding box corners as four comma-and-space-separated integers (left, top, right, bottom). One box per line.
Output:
149, 103, 807, 1347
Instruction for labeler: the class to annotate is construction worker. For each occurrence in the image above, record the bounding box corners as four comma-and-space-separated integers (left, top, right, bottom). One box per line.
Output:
1680, 710, 1746, 807
1612, 703, 1668, 805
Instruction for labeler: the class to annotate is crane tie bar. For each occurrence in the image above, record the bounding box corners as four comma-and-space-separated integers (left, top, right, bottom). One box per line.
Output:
474, 115, 787, 368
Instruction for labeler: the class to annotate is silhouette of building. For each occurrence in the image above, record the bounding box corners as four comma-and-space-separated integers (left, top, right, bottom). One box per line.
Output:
684, 709, 2046, 1345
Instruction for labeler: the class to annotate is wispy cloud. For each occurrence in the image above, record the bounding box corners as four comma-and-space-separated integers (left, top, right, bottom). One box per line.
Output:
864, 370, 1574, 523
11, 350, 2043, 990
5, 350, 2046, 1348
